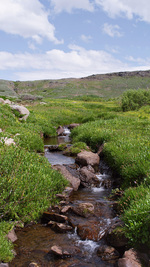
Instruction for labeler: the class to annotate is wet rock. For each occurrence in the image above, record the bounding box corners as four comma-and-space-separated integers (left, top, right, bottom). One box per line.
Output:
52, 165, 80, 191
72, 203, 94, 218
97, 245, 119, 261
118, 248, 142, 267
48, 222, 73, 233
57, 126, 64, 136
42, 212, 68, 223
77, 220, 100, 241
0, 263, 9, 267
55, 194, 67, 201
68, 123, 80, 129
75, 151, 100, 171
46, 145, 59, 151
102, 178, 112, 189
50, 245, 71, 257
79, 166, 100, 187
7, 228, 17, 242
63, 187, 74, 197
106, 218, 128, 247
61, 205, 72, 214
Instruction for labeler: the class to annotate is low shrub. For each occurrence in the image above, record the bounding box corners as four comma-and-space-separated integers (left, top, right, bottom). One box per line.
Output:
121, 89, 150, 111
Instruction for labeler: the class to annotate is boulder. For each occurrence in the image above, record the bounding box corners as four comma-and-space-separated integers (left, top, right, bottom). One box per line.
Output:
75, 151, 100, 171
106, 218, 128, 247
50, 245, 71, 257
10, 104, 30, 121
52, 165, 80, 191
4, 99, 11, 105
79, 166, 100, 187
72, 203, 94, 218
7, 228, 17, 242
57, 126, 64, 136
77, 220, 101, 241
118, 249, 142, 267
97, 245, 119, 261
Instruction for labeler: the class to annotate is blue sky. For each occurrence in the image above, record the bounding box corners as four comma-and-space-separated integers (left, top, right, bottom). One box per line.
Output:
0, 0, 150, 81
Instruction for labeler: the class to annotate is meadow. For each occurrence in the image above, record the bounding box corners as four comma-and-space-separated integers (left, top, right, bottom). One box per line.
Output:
0, 87, 150, 261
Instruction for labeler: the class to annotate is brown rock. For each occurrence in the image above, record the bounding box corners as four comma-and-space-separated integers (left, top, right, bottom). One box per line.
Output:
80, 166, 100, 187
57, 126, 64, 136
50, 245, 71, 257
77, 221, 100, 241
68, 123, 80, 129
75, 151, 100, 171
52, 165, 80, 191
72, 203, 94, 218
61, 206, 72, 214
42, 212, 68, 223
52, 222, 73, 233
7, 228, 17, 242
118, 248, 142, 267
97, 245, 119, 261
106, 218, 128, 247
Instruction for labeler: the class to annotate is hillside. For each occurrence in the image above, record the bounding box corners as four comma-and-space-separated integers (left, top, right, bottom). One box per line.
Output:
1, 70, 150, 99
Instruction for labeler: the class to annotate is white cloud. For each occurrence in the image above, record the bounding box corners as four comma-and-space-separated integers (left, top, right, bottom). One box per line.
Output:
95, 0, 150, 23
103, 23, 122, 37
0, 47, 130, 80
0, 0, 63, 44
51, 0, 94, 13
81, 34, 92, 42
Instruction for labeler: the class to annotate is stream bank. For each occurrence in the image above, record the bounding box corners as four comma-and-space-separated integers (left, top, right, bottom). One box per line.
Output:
9, 126, 144, 267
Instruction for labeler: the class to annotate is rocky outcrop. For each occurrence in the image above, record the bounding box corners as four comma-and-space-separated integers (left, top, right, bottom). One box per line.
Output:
75, 151, 100, 172
118, 249, 142, 267
52, 165, 80, 191
10, 104, 30, 121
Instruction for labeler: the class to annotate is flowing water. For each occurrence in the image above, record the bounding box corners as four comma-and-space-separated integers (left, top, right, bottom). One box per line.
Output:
10, 129, 118, 267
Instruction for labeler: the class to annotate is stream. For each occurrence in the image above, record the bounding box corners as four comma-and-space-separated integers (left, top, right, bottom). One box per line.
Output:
10, 129, 119, 267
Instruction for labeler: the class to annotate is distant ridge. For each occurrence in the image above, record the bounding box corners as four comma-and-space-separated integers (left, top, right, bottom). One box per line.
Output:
1, 69, 150, 99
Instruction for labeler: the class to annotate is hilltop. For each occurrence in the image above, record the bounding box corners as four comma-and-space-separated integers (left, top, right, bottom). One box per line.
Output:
1, 69, 150, 99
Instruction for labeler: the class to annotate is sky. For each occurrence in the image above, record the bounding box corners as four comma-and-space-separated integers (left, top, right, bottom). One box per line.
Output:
0, 0, 150, 81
